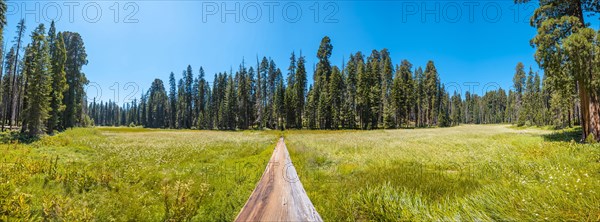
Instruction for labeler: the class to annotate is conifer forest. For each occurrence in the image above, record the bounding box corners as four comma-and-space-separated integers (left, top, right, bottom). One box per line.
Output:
1, 1, 599, 221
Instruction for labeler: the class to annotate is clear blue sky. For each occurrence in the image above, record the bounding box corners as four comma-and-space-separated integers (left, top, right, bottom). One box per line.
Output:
5, 0, 591, 104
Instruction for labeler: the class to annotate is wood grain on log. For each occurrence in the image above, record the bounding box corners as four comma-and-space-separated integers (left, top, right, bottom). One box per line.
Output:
235, 138, 323, 222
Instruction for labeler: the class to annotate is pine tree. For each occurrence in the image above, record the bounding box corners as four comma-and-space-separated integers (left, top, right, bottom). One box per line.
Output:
497, 88, 507, 123
0, 0, 6, 121
192, 71, 200, 127
147, 79, 168, 128
197, 67, 207, 129
246, 66, 255, 129
523, 67, 536, 125
368, 50, 382, 129
265, 59, 276, 128
235, 63, 247, 129
47, 27, 68, 133
216, 73, 226, 129
424, 61, 439, 126
275, 77, 285, 130
343, 54, 357, 129
184, 65, 193, 128
437, 86, 451, 127
255, 57, 268, 129
62, 31, 88, 129
305, 85, 316, 129
533, 71, 542, 126
284, 52, 297, 128
294, 54, 307, 129
315, 36, 333, 129
140, 92, 148, 126
356, 52, 371, 129
1, 47, 15, 130
506, 90, 516, 123
0, 0, 6, 43
329, 66, 344, 129
4, 19, 25, 131
176, 76, 185, 128
513, 62, 526, 126
168, 72, 177, 128
22, 24, 52, 136
204, 81, 213, 129
450, 91, 462, 126
380, 49, 394, 129
415, 67, 425, 127
392, 60, 413, 128
547, 66, 576, 128
225, 71, 237, 129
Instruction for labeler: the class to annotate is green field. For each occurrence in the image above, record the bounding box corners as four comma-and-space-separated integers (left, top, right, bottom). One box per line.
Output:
285, 125, 600, 221
0, 128, 278, 221
1, 125, 599, 221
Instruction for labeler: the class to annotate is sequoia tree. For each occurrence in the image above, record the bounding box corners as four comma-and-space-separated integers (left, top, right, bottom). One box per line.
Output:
516, 0, 600, 141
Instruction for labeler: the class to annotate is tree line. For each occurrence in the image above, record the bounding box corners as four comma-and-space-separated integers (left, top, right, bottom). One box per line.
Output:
2, 0, 596, 141
91, 0, 599, 142
514, 0, 600, 141
0, 9, 90, 137
88, 36, 579, 131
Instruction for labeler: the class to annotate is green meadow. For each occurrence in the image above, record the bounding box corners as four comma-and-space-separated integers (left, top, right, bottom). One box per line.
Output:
0, 128, 278, 221
285, 125, 600, 221
1, 125, 599, 221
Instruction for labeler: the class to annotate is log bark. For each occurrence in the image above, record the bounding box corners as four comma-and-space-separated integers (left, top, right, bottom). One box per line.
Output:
576, 78, 600, 142
587, 93, 600, 141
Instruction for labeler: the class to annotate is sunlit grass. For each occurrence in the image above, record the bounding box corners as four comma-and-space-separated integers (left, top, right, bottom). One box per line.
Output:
2, 125, 598, 221
0, 127, 278, 221
285, 125, 600, 221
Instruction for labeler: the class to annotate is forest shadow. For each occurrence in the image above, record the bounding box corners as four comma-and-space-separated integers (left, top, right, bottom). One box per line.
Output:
0, 131, 40, 144
543, 127, 582, 142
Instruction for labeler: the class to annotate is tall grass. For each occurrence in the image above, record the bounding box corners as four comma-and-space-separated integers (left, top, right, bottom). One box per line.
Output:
2, 125, 598, 221
285, 125, 600, 221
0, 127, 278, 221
